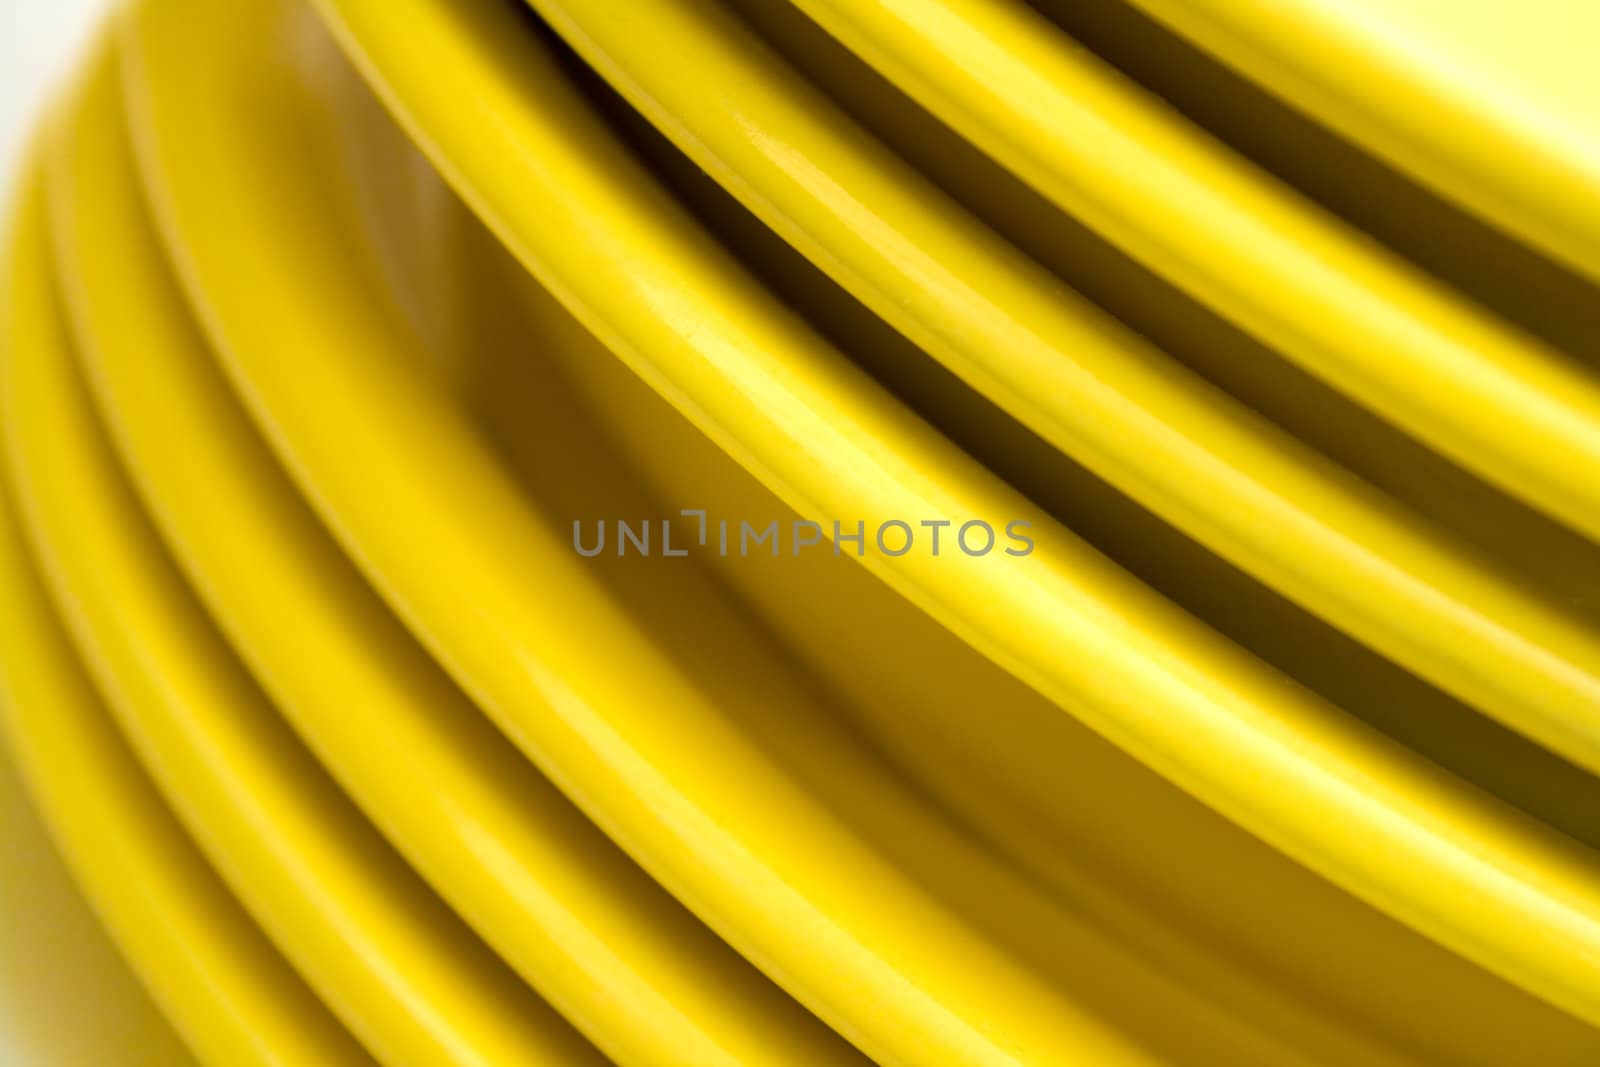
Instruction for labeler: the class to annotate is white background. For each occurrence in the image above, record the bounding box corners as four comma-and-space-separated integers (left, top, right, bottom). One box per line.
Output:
2, 12, 109, 1065
2, 0, 105, 194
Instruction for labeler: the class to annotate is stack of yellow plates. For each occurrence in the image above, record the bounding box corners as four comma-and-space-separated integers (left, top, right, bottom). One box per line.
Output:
4, 0, 1598, 1062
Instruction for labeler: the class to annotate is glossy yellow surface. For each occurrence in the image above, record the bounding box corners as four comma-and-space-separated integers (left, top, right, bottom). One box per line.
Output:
312, 0, 1600, 1032
128, 2, 1287, 1062
1, 0, 1597, 1063
56, 37, 864, 1067
528, 0, 1600, 782
1123, 0, 1600, 283
10, 133, 606, 1067
1, 171, 374, 1067
789, 0, 1600, 547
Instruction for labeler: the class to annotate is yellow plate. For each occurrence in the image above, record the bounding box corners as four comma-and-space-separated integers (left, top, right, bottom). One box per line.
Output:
51, 36, 864, 1067
109, 0, 1600, 1039
127, 1, 1347, 1062
0, 167, 372, 1067
304, 0, 1600, 1030
7, 103, 606, 1066
4, 0, 1598, 1058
